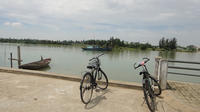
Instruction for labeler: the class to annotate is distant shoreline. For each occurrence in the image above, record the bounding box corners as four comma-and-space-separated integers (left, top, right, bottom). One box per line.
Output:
0, 38, 198, 52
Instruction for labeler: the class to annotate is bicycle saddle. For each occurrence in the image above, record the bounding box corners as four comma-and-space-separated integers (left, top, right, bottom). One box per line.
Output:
87, 65, 95, 69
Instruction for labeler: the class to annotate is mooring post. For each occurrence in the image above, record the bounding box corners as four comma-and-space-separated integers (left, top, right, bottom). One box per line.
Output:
10, 53, 13, 68
154, 57, 162, 79
159, 59, 168, 89
154, 57, 168, 89
17, 46, 21, 67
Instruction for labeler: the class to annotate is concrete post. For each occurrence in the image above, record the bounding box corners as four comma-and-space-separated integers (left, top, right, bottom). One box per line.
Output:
159, 59, 168, 89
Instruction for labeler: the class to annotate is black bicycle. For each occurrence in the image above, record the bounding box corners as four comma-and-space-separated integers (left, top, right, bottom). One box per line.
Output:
80, 53, 108, 104
134, 58, 161, 112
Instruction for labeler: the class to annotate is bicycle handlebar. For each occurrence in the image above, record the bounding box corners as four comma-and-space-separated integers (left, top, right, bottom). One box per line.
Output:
134, 63, 140, 69
143, 57, 150, 63
89, 53, 104, 61
134, 57, 150, 69
97, 53, 104, 58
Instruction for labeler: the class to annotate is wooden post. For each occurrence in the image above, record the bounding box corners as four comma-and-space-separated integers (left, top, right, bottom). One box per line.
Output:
17, 46, 21, 67
159, 59, 168, 89
10, 53, 13, 68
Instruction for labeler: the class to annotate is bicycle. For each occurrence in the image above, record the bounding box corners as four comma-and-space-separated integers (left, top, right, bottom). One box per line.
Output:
134, 58, 161, 112
80, 53, 108, 104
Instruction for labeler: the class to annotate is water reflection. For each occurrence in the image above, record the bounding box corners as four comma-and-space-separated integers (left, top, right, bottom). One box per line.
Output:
159, 51, 176, 59
105, 49, 152, 60
38, 65, 51, 71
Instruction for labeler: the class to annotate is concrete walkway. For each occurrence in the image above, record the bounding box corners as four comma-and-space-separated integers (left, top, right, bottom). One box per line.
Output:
0, 72, 199, 112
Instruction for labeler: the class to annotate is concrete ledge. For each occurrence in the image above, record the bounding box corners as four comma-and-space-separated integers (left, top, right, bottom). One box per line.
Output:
0, 67, 142, 90
0, 67, 81, 82
108, 80, 142, 90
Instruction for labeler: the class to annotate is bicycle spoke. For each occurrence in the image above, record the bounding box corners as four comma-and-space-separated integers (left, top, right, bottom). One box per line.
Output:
80, 73, 93, 104
96, 70, 108, 90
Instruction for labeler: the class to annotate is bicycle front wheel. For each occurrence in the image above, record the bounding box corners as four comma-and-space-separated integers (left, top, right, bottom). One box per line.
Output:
80, 72, 93, 104
143, 80, 155, 112
96, 69, 108, 90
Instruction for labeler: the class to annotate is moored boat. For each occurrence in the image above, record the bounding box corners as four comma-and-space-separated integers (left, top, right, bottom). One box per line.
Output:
82, 46, 112, 51
19, 58, 51, 70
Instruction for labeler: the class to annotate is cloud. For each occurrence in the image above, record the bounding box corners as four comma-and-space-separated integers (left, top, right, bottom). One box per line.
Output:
4, 22, 22, 27
4, 22, 10, 26
0, 0, 200, 46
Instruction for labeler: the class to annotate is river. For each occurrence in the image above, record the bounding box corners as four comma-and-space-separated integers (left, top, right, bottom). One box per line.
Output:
0, 43, 199, 83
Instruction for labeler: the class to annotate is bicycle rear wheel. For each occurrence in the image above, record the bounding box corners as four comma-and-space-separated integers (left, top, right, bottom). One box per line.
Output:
143, 80, 155, 112
149, 76, 161, 96
80, 72, 93, 104
96, 69, 108, 90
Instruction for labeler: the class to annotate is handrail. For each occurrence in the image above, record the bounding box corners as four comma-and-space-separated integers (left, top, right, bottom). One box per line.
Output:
168, 66, 200, 71
168, 60, 200, 64
167, 60, 200, 77
168, 72, 200, 77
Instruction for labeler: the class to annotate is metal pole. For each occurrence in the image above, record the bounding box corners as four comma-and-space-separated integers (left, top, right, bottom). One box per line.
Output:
10, 53, 13, 68
17, 46, 21, 67
154, 57, 161, 79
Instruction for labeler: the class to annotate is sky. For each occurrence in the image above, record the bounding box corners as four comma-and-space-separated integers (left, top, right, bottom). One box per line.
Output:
0, 0, 200, 46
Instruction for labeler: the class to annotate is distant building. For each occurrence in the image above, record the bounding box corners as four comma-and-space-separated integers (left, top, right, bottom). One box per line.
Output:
186, 45, 198, 51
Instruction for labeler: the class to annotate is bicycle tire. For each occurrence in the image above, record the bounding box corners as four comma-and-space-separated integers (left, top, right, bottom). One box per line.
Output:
96, 69, 108, 90
149, 76, 162, 96
143, 80, 155, 112
80, 72, 93, 104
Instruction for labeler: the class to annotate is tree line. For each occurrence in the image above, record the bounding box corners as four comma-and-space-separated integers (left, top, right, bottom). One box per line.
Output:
1, 37, 188, 51
0, 37, 154, 50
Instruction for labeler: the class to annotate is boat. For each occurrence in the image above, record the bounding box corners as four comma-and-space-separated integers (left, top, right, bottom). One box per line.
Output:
82, 46, 112, 51
19, 57, 51, 70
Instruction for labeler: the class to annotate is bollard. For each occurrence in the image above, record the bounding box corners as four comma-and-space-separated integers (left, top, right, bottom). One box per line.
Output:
154, 57, 168, 89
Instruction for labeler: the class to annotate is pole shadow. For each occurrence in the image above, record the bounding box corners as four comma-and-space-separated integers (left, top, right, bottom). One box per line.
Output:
166, 83, 176, 91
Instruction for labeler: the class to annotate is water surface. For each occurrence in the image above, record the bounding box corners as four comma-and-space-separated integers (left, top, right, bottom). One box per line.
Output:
0, 43, 199, 83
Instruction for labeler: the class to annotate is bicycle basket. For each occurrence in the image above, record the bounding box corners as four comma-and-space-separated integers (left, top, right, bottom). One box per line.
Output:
88, 59, 99, 68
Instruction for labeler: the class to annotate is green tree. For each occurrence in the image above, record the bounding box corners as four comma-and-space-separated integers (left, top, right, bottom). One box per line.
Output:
159, 37, 177, 50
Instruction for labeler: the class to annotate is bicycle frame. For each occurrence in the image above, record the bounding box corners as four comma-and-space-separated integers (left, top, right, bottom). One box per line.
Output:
140, 65, 153, 89
90, 66, 102, 85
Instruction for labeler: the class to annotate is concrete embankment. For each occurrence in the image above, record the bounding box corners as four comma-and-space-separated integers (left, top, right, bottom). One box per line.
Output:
0, 67, 199, 112
0, 67, 142, 90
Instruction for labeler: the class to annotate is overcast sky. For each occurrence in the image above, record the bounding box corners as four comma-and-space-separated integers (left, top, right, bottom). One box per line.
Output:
0, 0, 200, 46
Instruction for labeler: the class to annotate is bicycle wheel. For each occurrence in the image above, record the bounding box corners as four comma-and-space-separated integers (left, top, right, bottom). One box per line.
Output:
143, 80, 155, 112
149, 76, 162, 96
96, 69, 108, 90
80, 72, 93, 104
